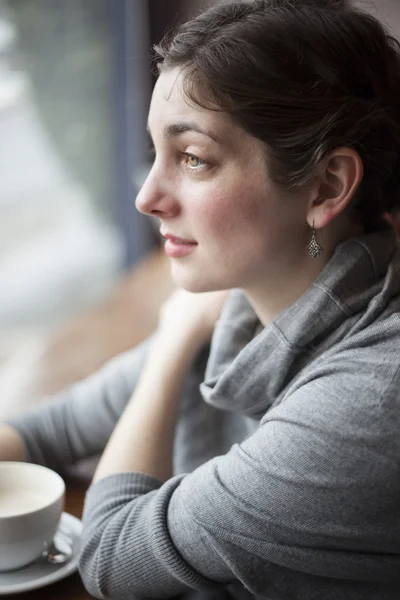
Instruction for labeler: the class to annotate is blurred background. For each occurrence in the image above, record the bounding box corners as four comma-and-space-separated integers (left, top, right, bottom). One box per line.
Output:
0, 0, 210, 411
0, 0, 399, 417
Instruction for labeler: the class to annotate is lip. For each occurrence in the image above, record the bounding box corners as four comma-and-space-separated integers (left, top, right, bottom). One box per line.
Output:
161, 232, 198, 258
160, 231, 197, 244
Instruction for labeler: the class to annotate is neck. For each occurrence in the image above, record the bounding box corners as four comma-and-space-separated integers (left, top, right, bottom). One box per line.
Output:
243, 259, 327, 327
244, 219, 365, 327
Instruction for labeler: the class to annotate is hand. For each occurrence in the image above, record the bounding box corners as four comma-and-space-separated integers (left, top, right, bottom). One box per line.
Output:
156, 288, 230, 350
0, 425, 26, 462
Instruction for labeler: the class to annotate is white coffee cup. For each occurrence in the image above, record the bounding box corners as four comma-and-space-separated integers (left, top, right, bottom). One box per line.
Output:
0, 462, 65, 571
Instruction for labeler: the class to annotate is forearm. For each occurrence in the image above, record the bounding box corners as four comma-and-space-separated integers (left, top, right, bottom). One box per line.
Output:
4, 336, 155, 469
0, 424, 26, 461
93, 330, 200, 484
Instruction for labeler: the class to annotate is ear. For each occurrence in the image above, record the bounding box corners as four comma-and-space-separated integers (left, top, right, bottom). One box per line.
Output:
307, 147, 364, 229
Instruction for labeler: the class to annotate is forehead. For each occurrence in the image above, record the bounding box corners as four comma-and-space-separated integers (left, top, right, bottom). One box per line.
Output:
148, 68, 236, 142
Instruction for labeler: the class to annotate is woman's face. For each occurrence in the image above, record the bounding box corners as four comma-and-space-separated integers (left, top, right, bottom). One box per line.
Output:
136, 68, 309, 293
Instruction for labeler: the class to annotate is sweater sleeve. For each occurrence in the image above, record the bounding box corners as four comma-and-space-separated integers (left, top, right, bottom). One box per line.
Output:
3, 335, 155, 469
78, 369, 400, 600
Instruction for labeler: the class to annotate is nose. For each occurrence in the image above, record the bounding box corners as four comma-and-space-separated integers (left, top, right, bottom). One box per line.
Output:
135, 165, 179, 218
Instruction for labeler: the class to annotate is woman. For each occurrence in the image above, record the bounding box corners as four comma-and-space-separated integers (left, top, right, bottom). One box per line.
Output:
2, 0, 400, 597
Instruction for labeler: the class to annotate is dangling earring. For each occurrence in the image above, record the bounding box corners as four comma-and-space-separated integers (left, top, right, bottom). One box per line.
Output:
307, 221, 323, 258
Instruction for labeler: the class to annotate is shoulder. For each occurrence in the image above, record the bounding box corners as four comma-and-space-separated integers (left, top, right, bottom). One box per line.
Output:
263, 315, 400, 446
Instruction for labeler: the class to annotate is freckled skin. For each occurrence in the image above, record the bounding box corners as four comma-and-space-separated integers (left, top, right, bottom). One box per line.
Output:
136, 68, 313, 302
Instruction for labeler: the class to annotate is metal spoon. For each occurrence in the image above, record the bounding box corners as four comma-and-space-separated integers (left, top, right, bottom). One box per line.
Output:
41, 534, 73, 565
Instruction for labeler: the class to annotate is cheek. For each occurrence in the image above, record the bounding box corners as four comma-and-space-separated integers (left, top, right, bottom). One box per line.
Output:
199, 182, 272, 243
185, 185, 232, 238
201, 195, 232, 234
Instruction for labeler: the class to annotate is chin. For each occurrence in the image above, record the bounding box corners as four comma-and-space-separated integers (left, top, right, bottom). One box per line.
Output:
175, 278, 216, 293
170, 265, 227, 293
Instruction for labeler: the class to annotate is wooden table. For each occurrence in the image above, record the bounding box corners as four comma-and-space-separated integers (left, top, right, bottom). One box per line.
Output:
19, 481, 93, 600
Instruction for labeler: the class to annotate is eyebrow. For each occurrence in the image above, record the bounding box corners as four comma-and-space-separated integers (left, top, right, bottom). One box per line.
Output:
146, 121, 222, 145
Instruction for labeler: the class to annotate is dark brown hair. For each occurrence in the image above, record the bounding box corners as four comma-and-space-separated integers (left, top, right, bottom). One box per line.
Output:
154, 0, 400, 231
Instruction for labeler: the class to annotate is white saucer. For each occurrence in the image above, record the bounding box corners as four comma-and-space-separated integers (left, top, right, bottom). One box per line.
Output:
0, 512, 82, 596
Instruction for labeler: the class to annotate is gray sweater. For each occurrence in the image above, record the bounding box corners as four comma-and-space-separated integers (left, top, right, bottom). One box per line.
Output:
6, 223, 400, 599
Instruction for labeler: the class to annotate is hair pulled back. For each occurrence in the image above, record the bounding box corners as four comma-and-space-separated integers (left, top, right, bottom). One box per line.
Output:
154, 0, 400, 230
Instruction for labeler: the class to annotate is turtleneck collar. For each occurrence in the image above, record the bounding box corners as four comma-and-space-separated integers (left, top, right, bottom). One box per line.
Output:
200, 224, 400, 420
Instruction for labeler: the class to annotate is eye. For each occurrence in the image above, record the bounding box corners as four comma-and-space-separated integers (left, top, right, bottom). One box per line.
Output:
148, 147, 209, 171
182, 152, 208, 170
